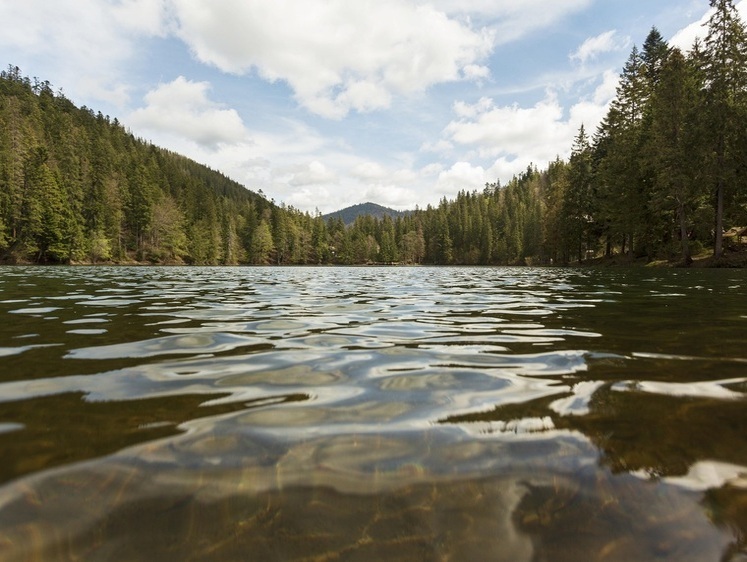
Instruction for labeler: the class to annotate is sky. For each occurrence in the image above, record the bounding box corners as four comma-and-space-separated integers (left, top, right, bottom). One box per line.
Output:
1, 0, 745, 214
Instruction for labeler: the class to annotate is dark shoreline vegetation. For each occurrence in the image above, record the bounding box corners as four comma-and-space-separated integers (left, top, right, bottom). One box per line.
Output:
1, 3, 746, 268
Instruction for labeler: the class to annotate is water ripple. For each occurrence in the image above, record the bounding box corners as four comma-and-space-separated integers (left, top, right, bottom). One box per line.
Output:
1, 266, 746, 561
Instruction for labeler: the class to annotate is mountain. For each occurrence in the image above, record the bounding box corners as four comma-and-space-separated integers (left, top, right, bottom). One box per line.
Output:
323, 202, 410, 225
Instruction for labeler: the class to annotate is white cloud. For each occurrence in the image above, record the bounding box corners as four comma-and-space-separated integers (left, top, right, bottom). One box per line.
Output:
435, 161, 489, 195
592, 69, 619, 106
462, 64, 491, 81
128, 77, 247, 148
429, 0, 593, 44
351, 162, 388, 181
284, 161, 338, 187
363, 184, 419, 208
170, 0, 494, 118
440, 72, 616, 189
0, 0, 137, 106
445, 94, 566, 161
453, 96, 494, 118
570, 30, 630, 65
421, 163, 445, 177
670, 14, 709, 51
146, 118, 335, 203
670, 1, 747, 50
284, 186, 334, 212
113, 0, 171, 36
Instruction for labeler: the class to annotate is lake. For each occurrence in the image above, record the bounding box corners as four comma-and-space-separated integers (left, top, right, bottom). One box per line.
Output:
0, 265, 745, 561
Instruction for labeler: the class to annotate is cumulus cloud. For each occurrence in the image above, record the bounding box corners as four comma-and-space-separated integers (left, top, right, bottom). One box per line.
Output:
0, 0, 139, 106
445, 94, 566, 161
352, 162, 388, 181
170, 0, 494, 118
570, 30, 630, 65
441, 73, 616, 187
435, 161, 489, 195
453, 97, 494, 118
128, 77, 247, 148
284, 161, 338, 187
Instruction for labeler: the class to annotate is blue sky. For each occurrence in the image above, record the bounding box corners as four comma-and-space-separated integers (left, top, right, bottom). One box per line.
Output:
1, 0, 743, 213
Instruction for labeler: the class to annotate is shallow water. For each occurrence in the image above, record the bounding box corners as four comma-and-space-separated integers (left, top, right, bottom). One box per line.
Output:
0, 265, 745, 561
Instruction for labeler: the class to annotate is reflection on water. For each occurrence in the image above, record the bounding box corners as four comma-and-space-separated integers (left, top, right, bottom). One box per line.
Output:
0, 266, 745, 561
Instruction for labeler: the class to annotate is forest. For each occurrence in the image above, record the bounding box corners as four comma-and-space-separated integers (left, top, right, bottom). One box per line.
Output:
1, 0, 745, 267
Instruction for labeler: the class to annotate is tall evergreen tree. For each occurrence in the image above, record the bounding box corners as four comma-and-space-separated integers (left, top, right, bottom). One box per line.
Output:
563, 126, 594, 262
596, 45, 649, 256
647, 48, 704, 263
641, 27, 670, 94
249, 219, 274, 264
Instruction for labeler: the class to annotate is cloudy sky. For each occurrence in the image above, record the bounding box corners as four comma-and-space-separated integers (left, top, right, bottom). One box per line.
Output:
1, 0, 743, 213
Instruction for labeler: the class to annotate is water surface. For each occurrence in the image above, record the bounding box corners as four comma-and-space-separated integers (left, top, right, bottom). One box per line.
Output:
0, 266, 745, 561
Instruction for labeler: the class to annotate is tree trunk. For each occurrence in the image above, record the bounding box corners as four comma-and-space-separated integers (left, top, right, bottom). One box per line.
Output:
714, 177, 725, 259
677, 196, 691, 265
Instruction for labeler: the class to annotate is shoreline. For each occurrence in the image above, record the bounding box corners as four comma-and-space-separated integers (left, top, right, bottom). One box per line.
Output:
3, 246, 746, 268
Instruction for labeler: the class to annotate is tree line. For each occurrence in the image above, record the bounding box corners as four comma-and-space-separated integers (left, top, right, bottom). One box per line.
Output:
1, 0, 745, 266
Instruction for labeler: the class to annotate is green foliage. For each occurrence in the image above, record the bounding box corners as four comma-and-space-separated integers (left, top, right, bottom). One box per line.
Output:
88, 228, 111, 263
249, 219, 274, 264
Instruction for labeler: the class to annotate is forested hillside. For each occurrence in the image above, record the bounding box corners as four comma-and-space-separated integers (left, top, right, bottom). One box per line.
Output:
1, 1, 746, 266
0, 65, 277, 264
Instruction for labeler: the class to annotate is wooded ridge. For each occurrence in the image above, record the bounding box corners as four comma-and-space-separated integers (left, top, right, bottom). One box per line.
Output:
1, 1, 745, 266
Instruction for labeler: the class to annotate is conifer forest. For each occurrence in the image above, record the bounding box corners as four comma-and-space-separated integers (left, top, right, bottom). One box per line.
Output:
1, 1, 746, 266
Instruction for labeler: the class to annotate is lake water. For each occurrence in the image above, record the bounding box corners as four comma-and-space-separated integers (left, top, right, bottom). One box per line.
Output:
0, 265, 745, 561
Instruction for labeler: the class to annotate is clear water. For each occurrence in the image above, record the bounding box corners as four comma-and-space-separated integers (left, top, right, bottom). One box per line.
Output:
0, 265, 745, 561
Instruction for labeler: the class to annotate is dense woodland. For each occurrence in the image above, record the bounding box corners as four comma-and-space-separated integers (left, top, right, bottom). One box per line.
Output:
1, 0, 746, 266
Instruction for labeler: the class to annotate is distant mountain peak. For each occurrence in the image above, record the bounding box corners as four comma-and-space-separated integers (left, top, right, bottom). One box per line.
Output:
322, 202, 410, 225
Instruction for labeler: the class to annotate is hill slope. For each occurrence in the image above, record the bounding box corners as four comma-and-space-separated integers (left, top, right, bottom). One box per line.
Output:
0, 66, 273, 264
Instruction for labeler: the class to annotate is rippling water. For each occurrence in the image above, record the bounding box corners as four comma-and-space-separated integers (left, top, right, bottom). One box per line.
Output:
0, 265, 746, 561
